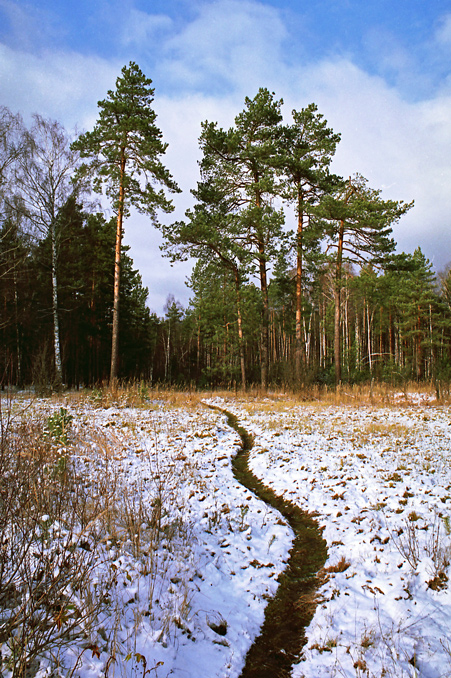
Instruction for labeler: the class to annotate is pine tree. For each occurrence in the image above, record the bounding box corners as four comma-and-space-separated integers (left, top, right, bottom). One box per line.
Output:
0, 216, 32, 384
163, 175, 253, 387
320, 174, 412, 384
280, 104, 340, 383
54, 201, 115, 385
196, 89, 287, 388
72, 62, 179, 383
187, 259, 261, 387
395, 249, 444, 380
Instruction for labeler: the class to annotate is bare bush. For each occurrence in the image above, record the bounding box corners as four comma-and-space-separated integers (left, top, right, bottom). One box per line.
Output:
0, 399, 110, 677
0, 393, 211, 675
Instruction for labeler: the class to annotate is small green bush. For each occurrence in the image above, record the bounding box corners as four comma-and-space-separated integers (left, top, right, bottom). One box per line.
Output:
45, 407, 73, 445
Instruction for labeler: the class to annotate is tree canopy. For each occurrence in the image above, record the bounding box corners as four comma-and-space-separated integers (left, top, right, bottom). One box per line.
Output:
4, 80, 450, 394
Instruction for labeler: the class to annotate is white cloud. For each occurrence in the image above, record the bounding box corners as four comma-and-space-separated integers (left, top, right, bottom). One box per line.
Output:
121, 10, 173, 48
0, 44, 120, 130
159, 0, 288, 93
1, 0, 451, 308
435, 13, 451, 47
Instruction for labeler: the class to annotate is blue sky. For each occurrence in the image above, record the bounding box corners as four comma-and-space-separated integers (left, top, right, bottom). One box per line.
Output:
1, 0, 448, 99
1, 0, 450, 312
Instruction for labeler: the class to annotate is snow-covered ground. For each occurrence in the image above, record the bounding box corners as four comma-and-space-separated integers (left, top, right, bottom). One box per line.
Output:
4, 392, 451, 678
214, 394, 451, 678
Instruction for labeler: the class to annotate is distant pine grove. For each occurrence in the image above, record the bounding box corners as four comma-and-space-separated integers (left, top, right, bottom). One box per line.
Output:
1, 63, 451, 391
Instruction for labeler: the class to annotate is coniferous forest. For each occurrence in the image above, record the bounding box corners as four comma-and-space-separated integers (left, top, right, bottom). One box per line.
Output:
1, 62, 451, 391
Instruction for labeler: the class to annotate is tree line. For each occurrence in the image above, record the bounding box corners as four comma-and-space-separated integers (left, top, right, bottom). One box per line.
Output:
1, 62, 450, 391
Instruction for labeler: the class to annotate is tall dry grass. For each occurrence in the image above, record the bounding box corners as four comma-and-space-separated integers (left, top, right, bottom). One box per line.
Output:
0, 397, 112, 677
0, 389, 203, 676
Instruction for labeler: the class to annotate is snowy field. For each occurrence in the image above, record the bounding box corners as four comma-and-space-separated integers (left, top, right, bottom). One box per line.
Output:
3, 390, 451, 678
216, 393, 451, 678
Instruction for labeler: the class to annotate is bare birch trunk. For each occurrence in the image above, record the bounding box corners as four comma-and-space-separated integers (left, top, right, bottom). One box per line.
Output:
51, 221, 62, 387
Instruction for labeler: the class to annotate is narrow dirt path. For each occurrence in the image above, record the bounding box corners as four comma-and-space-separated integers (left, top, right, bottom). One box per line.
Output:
216, 406, 328, 678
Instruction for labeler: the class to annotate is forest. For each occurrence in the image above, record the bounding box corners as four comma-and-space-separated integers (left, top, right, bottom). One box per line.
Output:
1, 62, 451, 392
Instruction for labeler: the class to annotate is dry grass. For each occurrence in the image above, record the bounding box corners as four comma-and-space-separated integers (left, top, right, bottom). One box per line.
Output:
217, 381, 441, 416
58, 383, 204, 411
0, 391, 204, 677
21, 378, 443, 413
0, 400, 112, 677
323, 556, 351, 575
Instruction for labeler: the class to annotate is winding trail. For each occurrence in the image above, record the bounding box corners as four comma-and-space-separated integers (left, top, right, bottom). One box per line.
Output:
216, 406, 328, 678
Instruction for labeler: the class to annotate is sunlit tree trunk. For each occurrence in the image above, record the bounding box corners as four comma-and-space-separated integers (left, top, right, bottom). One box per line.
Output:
389, 310, 395, 360
334, 218, 345, 384
234, 269, 246, 389
110, 149, 126, 384
355, 306, 361, 372
366, 302, 373, 372
257, 225, 269, 389
295, 204, 304, 383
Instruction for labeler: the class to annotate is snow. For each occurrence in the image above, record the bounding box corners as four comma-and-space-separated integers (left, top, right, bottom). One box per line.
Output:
4, 392, 451, 678
212, 395, 451, 678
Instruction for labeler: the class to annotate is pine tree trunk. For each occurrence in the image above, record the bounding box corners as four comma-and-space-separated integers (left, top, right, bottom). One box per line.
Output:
355, 306, 361, 372
295, 202, 304, 385
389, 310, 395, 359
110, 150, 126, 385
345, 289, 351, 375
165, 322, 171, 382
417, 307, 423, 379
197, 312, 201, 377
366, 302, 373, 372
304, 313, 312, 366
379, 307, 383, 359
256, 186, 269, 392
334, 285, 341, 384
259, 250, 269, 390
234, 269, 246, 389
334, 219, 345, 385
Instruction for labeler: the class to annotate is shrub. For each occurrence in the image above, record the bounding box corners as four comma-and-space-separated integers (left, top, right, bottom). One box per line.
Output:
0, 401, 108, 677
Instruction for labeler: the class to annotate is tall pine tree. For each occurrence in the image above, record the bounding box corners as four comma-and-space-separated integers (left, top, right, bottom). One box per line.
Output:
72, 62, 180, 383
280, 104, 340, 383
196, 89, 287, 388
319, 174, 412, 384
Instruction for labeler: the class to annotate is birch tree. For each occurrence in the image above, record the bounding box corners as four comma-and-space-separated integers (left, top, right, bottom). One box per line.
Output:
15, 115, 80, 387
